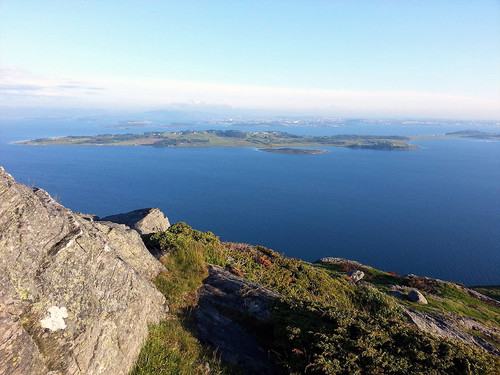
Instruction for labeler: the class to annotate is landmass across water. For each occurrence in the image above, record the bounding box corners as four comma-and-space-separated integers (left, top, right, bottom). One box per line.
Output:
18, 129, 418, 151
18, 129, 499, 152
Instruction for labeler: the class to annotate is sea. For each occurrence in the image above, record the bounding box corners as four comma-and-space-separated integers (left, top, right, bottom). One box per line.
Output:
1, 118, 499, 286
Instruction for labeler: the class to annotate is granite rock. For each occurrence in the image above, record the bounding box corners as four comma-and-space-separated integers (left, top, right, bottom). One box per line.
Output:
100, 208, 170, 235
0, 166, 167, 375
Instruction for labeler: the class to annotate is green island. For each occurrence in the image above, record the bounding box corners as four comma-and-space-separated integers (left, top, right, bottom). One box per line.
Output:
18, 129, 419, 151
18, 129, 500, 152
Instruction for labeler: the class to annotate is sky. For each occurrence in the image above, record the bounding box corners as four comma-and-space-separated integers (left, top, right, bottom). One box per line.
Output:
1, 0, 499, 120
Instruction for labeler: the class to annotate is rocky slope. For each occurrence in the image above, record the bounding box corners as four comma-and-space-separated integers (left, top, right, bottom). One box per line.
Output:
0, 167, 167, 375
142, 226, 499, 374
316, 258, 500, 357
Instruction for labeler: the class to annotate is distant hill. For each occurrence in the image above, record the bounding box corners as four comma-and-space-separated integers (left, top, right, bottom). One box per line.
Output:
445, 130, 500, 139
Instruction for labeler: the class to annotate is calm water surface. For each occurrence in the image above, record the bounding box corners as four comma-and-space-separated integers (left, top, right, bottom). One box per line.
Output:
1, 120, 499, 285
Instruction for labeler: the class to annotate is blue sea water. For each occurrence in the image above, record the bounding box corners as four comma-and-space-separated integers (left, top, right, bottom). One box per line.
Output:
1, 119, 499, 285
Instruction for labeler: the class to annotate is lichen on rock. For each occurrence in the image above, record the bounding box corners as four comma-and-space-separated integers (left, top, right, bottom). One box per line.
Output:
40, 306, 68, 331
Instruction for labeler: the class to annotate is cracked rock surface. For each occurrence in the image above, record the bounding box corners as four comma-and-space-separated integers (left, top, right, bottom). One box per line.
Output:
0, 166, 167, 375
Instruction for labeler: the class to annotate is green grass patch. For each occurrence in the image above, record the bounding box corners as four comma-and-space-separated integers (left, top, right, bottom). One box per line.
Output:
430, 283, 500, 327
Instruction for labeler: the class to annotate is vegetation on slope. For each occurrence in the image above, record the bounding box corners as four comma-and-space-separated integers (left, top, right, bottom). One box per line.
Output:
318, 263, 500, 331
131, 224, 235, 375
134, 223, 499, 374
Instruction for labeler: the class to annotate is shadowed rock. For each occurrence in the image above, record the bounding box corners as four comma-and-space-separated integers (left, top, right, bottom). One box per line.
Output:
101, 207, 170, 235
0, 166, 167, 375
196, 265, 280, 375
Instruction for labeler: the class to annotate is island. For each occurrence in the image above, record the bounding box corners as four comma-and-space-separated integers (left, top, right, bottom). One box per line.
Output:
18, 129, 419, 151
18, 129, 499, 151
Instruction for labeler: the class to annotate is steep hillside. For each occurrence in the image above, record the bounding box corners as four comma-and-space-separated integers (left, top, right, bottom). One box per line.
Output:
135, 223, 499, 374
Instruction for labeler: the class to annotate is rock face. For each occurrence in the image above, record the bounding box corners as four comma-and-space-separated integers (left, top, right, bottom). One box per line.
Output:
404, 308, 500, 356
100, 208, 170, 235
0, 167, 167, 375
196, 265, 280, 375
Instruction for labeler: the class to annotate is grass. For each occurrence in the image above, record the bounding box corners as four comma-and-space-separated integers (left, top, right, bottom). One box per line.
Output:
320, 261, 500, 330
130, 224, 236, 375
317, 262, 403, 288
428, 283, 500, 327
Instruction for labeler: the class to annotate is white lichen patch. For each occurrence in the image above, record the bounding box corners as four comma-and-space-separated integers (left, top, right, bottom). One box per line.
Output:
40, 306, 68, 331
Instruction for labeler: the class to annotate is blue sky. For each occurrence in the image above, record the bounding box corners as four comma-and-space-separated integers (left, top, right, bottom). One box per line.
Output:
1, 0, 499, 119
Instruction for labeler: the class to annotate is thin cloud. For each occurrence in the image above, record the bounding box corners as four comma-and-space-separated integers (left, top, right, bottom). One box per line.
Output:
1, 67, 499, 119
58, 85, 83, 89
0, 84, 43, 91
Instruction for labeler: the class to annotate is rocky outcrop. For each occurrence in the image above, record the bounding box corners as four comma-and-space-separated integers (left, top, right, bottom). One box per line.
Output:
196, 265, 280, 375
404, 308, 500, 356
388, 284, 433, 304
316, 257, 368, 269
0, 167, 167, 375
100, 208, 170, 235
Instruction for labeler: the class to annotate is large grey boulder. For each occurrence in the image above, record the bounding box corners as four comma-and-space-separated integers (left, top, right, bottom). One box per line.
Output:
196, 265, 280, 375
101, 207, 170, 235
0, 166, 167, 375
407, 290, 428, 304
